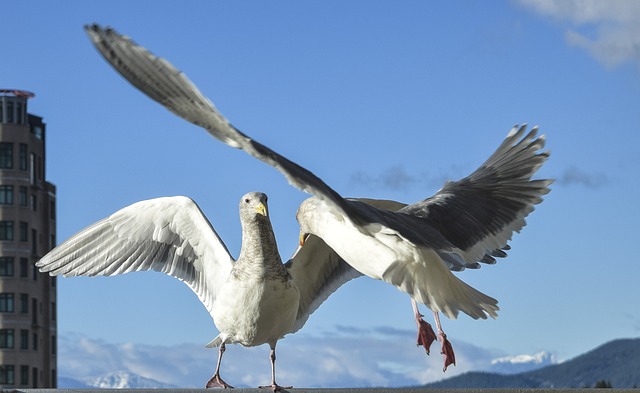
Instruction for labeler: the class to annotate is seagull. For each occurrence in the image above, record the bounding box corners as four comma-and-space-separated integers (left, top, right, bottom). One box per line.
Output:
83, 24, 552, 371
37, 192, 362, 390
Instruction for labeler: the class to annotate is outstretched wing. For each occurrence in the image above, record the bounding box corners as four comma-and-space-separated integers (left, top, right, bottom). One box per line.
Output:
85, 24, 350, 215
36, 196, 234, 317
284, 234, 362, 334
400, 125, 552, 265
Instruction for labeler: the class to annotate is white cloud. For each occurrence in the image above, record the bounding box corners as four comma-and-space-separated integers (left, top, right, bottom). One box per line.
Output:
518, 0, 640, 69
58, 327, 554, 388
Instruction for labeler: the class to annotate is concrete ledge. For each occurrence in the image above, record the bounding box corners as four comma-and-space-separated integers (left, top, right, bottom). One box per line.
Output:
8, 389, 635, 393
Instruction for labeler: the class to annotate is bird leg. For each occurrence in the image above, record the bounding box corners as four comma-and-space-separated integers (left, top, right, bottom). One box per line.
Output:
433, 311, 456, 371
258, 346, 292, 391
412, 298, 437, 354
206, 342, 234, 389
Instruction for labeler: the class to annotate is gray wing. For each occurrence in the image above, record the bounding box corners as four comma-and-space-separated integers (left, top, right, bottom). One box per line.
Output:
284, 235, 362, 333
84, 25, 551, 265
85, 24, 350, 215
36, 196, 234, 316
400, 125, 552, 265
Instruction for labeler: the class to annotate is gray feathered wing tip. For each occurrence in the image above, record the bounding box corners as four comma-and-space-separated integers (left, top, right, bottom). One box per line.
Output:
402, 124, 552, 267
84, 24, 349, 214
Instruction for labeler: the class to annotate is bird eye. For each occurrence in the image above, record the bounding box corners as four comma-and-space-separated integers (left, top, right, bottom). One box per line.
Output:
245, 198, 250, 203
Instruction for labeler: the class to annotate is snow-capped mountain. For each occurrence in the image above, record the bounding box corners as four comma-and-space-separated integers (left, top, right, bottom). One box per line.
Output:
80, 371, 177, 389
488, 351, 556, 374
57, 331, 558, 388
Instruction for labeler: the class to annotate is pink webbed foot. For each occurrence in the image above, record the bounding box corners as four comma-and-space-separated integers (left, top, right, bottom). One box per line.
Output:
439, 331, 456, 371
206, 373, 234, 389
416, 316, 437, 355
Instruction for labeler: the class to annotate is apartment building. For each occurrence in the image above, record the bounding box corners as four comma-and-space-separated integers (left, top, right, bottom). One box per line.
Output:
0, 89, 57, 388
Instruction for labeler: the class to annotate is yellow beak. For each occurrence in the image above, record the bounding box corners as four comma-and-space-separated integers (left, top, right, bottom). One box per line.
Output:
299, 231, 309, 246
255, 202, 268, 217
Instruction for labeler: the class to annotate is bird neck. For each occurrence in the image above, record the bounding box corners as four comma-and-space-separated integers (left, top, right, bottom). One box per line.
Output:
237, 219, 284, 276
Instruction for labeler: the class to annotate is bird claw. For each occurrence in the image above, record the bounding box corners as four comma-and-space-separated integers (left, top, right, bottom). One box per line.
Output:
439, 332, 456, 371
206, 374, 234, 389
416, 316, 437, 355
258, 383, 292, 391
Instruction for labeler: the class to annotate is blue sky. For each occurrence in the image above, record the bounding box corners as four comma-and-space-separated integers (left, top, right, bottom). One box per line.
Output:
4, 0, 640, 387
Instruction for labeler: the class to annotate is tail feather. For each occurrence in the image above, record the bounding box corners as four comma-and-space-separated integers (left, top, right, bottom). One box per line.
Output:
382, 248, 499, 320
205, 334, 225, 348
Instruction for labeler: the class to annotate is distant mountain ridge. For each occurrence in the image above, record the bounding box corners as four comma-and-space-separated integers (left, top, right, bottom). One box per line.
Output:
61, 371, 176, 389
425, 338, 640, 388
487, 351, 555, 374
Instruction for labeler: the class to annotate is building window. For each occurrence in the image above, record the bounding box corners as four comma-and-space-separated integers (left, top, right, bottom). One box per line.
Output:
37, 155, 43, 180
51, 335, 56, 355
32, 333, 38, 350
29, 153, 35, 184
19, 258, 28, 278
16, 103, 23, 124
20, 365, 28, 385
20, 294, 28, 314
18, 144, 27, 171
0, 293, 14, 312
30, 194, 37, 212
0, 257, 14, 277
0, 329, 14, 349
19, 222, 27, 242
51, 301, 56, 321
31, 298, 37, 324
50, 200, 56, 220
18, 187, 27, 206
20, 330, 28, 350
0, 365, 15, 385
6, 101, 14, 123
32, 367, 38, 388
0, 185, 13, 205
0, 221, 14, 241
31, 229, 37, 256
0, 143, 13, 169
33, 125, 43, 140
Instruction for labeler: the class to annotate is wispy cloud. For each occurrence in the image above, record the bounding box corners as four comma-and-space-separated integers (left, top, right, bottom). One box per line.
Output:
556, 166, 609, 188
518, 0, 640, 69
58, 328, 553, 388
349, 165, 462, 193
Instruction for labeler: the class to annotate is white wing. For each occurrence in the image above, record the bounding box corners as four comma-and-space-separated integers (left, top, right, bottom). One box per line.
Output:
284, 234, 362, 333
36, 196, 234, 316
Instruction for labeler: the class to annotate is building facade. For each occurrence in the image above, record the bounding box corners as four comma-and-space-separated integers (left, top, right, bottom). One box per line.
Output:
0, 90, 57, 388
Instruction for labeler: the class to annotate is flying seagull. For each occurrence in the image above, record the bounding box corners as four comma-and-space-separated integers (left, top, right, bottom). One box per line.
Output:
82, 24, 552, 371
37, 192, 361, 390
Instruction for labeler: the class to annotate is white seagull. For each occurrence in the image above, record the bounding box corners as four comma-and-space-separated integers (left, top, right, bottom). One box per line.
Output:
81, 24, 552, 372
37, 192, 361, 390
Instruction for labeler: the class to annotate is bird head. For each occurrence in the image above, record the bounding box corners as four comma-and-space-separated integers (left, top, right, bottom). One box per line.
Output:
240, 192, 269, 222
